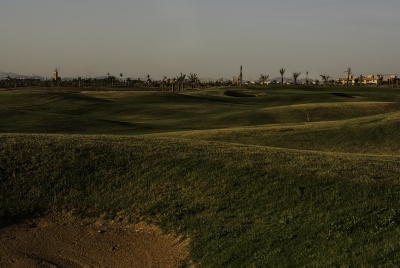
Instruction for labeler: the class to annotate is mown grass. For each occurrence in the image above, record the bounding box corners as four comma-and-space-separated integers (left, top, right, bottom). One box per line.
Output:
158, 108, 400, 155
1, 86, 400, 265
1, 134, 400, 265
1, 86, 399, 135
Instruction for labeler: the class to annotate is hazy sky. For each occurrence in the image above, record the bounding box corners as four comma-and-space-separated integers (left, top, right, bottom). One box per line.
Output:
1, 0, 399, 80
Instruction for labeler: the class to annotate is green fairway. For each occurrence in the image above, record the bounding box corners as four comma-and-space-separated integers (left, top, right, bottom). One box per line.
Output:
1, 85, 400, 265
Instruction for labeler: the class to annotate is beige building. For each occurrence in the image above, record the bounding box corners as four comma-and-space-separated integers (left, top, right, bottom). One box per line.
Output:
337, 74, 396, 86
53, 69, 58, 81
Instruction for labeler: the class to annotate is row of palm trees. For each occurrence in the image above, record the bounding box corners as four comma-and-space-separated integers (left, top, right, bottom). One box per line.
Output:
262, 67, 398, 87
277, 68, 302, 85
144, 73, 199, 91
0, 72, 216, 90
1, 66, 398, 89
270, 67, 342, 86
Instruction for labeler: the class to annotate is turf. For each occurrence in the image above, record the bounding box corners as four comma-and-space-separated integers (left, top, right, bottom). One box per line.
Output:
1, 85, 400, 265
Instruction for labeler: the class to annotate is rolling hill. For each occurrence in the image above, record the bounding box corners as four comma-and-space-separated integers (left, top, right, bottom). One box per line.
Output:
1, 85, 400, 265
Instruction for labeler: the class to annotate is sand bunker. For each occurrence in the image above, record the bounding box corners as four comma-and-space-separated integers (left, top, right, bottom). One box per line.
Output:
0, 212, 190, 267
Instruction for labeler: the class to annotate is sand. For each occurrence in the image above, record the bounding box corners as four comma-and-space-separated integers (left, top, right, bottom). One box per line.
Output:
0, 212, 190, 267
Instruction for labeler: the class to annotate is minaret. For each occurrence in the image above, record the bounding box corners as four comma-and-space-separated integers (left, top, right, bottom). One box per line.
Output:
53, 69, 58, 81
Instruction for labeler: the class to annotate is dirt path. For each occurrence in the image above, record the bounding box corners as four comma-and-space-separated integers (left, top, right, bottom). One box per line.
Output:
0, 212, 190, 267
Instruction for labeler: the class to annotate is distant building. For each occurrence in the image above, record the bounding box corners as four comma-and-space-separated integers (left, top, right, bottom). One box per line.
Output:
362, 75, 379, 86
53, 69, 58, 81
336, 74, 396, 86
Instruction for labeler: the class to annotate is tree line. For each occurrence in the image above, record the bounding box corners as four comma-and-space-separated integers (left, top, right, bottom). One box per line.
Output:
1, 67, 398, 89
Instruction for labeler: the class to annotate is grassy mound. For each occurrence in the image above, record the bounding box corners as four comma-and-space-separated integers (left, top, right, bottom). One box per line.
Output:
1, 134, 400, 265
1, 86, 400, 265
1, 88, 399, 135
158, 110, 400, 155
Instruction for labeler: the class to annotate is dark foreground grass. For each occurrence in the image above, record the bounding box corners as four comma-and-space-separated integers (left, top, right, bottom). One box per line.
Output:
1, 134, 400, 265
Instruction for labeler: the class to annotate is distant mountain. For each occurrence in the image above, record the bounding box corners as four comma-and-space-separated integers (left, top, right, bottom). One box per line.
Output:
268, 76, 281, 82
199, 78, 218, 82
0, 72, 44, 79
268, 76, 291, 82
0, 72, 118, 80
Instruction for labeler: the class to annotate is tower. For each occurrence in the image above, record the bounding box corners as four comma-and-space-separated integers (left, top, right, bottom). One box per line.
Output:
53, 69, 58, 81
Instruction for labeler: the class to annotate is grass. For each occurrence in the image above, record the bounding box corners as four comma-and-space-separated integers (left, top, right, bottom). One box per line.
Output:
1, 85, 400, 265
158, 109, 400, 155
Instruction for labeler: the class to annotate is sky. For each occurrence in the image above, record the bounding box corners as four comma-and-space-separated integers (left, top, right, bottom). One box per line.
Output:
1, 0, 400, 81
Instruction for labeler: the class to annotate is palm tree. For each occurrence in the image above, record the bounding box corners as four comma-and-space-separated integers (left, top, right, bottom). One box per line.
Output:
171, 77, 176, 91
162, 76, 167, 91
390, 75, 397, 88
146, 75, 151, 87
359, 74, 363, 86
376, 75, 382, 87
177, 73, 186, 91
259, 74, 269, 85
344, 67, 352, 86
107, 73, 115, 86
5, 76, 12, 89
188, 73, 198, 89
239, 65, 243, 86
120, 73, 123, 83
279, 68, 285, 85
320, 74, 331, 86
292, 72, 301, 85
306, 71, 309, 85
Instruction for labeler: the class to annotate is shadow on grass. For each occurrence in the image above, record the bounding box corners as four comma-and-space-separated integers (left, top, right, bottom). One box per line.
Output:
332, 93, 355, 98
331, 93, 364, 98
224, 90, 256, 97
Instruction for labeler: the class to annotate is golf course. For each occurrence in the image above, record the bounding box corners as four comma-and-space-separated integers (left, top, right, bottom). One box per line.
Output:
1, 85, 400, 265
